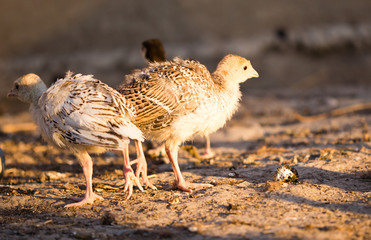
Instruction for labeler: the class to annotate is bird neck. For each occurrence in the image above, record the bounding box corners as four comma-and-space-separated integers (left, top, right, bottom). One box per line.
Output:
211, 70, 239, 91
210, 72, 242, 129
29, 83, 47, 105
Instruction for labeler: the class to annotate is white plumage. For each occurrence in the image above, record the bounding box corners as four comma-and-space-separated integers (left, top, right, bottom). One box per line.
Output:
8, 72, 147, 207
38, 72, 143, 150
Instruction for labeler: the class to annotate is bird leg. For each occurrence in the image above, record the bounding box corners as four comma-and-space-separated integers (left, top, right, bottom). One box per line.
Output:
132, 140, 157, 190
165, 146, 213, 192
65, 151, 103, 208
200, 135, 215, 159
122, 144, 144, 199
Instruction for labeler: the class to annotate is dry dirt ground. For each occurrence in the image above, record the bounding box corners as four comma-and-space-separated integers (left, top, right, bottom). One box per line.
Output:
0, 87, 370, 240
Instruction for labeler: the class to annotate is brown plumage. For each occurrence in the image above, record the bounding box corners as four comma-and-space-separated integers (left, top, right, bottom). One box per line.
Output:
119, 54, 259, 192
141, 39, 214, 158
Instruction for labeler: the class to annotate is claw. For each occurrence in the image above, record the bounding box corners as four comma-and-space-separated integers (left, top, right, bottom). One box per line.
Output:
132, 157, 157, 190
132, 140, 157, 190
123, 168, 144, 199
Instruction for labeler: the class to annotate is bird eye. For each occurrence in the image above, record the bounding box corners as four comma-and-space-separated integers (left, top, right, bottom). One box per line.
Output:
15, 83, 19, 90
243, 66, 247, 70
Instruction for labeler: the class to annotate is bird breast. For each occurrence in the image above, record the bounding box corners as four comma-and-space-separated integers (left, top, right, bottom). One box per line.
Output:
176, 86, 241, 135
148, 85, 242, 145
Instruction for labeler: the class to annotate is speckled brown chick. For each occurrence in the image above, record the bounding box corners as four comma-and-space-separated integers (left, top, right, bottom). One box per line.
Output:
119, 54, 259, 192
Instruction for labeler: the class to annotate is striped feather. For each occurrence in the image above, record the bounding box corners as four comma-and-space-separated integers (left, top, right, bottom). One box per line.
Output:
118, 55, 258, 146
39, 72, 143, 150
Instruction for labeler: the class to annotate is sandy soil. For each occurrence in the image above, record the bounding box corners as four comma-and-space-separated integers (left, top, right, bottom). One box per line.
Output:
0, 87, 370, 240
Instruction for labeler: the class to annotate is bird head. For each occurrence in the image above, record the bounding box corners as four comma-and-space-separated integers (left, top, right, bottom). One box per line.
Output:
214, 54, 259, 84
7, 73, 47, 103
141, 39, 166, 63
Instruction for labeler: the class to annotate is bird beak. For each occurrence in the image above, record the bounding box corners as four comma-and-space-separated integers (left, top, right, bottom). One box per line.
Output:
249, 67, 259, 79
7, 89, 18, 98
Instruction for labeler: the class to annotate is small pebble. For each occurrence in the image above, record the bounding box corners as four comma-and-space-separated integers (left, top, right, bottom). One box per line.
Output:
274, 156, 285, 164
168, 197, 180, 205
188, 226, 198, 233
228, 172, 237, 177
303, 154, 310, 161
292, 155, 299, 164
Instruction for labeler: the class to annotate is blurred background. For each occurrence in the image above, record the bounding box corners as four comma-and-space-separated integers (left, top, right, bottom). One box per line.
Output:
1, 0, 371, 114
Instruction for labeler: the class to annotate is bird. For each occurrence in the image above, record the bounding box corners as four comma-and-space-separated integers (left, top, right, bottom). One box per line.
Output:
141, 39, 166, 63
119, 54, 259, 192
139, 39, 168, 159
7, 72, 148, 207
140, 39, 214, 159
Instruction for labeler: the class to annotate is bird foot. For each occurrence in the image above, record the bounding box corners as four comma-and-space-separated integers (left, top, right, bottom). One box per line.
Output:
131, 157, 157, 190
65, 193, 103, 208
200, 151, 215, 159
123, 168, 144, 199
173, 181, 213, 192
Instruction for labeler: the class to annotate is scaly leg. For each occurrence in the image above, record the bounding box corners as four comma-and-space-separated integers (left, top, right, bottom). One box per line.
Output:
122, 144, 144, 199
165, 145, 213, 192
132, 140, 157, 189
200, 135, 215, 159
65, 151, 103, 208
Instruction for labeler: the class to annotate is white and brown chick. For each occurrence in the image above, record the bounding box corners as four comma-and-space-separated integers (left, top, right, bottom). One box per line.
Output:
141, 39, 214, 159
7, 72, 150, 207
119, 54, 259, 192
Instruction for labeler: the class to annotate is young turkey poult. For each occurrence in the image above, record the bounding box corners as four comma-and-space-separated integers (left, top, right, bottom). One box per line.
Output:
119, 54, 259, 192
140, 39, 214, 159
7, 72, 151, 207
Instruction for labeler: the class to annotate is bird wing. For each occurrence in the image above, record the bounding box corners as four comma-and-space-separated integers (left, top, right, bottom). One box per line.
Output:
39, 73, 143, 149
120, 59, 215, 132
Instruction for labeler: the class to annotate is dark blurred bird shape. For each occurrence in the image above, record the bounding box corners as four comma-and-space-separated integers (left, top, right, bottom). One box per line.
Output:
141, 39, 166, 63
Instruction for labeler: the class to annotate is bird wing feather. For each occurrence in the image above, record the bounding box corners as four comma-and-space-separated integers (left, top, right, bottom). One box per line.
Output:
39, 73, 143, 149
120, 59, 215, 132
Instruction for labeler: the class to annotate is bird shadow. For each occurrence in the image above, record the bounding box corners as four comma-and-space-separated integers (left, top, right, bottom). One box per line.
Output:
0, 203, 287, 240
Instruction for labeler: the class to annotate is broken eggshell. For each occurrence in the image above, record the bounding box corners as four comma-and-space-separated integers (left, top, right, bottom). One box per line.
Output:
274, 165, 299, 183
